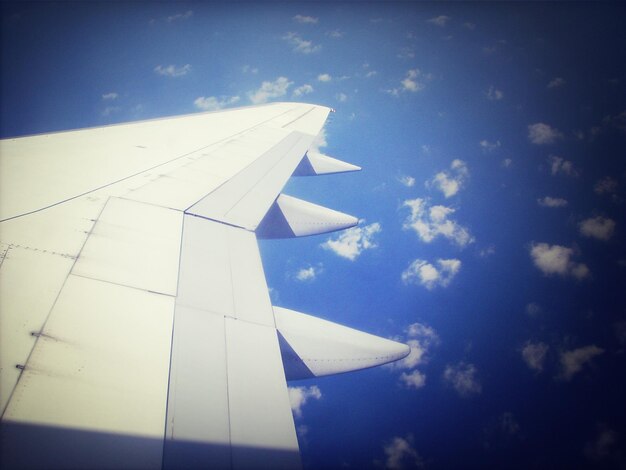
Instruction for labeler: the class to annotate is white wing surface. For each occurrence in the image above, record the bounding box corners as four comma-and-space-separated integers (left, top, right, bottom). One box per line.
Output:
0, 102, 409, 469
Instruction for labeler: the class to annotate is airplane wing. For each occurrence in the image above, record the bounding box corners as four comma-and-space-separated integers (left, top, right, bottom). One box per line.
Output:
0, 102, 409, 469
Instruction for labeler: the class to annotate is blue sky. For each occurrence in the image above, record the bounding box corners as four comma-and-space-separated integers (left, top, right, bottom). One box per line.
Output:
2, 2, 626, 468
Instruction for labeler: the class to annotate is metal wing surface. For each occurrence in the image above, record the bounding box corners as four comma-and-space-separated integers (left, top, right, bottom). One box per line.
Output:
0, 102, 409, 469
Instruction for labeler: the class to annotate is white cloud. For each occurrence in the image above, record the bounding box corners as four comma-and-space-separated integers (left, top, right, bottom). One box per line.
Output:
585, 427, 619, 461
248, 77, 293, 104
548, 155, 579, 177
402, 258, 461, 290
383, 435, 424, 469
194, 95, 240, 111
389, 323, 439, 370
154, 64, 191, 77
402, 69, 425, 92
528, 123, 564, 144
559, 345, 604, 380
288, 386, 322, 418
399, 370, 426, 389
321, 222, 381, 261
283, 32, 321, 54
403, 198, 474, 247
167, 10, 193, 22
387, 69, 431, 96
501, 158, 513, 168
479, 139, 501, 152
365, 70, 378, 78
579, 216, 615, 241
603, 109, 626, 134
521, 341, 549, 372
429, 159, 469, 198
486, 86, 503, 100
293, 84, 314, 97
326, 29, 344, 38
478, 245, 496, 257
443, 362, 481, 396
335, 92, 347, 102
427, 15, 450, 27
547, 77, 566, 89
594, 176, 618, 195
242, 65, 258, 74
294, 264, 322, 282
526, 302, 542, 316
101, 106, 120, 117
537, 196, 568, 208
293, 14, 318, 24
317, 73, 332, 82
529, 243, 590, 279
399, 175, 416, 187
102, 92, 118, 100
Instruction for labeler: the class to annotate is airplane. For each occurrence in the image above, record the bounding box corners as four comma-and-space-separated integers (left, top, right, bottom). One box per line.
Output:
0, 102, 410, 469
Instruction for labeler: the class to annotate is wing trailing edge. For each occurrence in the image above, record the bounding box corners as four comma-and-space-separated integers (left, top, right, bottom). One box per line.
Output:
256, 194, 357, 239
274, 307, 410, 380
292, 151, 361, 176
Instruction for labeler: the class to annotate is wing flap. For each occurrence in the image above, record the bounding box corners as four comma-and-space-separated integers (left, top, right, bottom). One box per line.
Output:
186, 131, 313, 230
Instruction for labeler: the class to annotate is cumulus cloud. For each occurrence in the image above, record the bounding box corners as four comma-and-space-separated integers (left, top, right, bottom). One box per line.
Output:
547, 77, 566, 89
399, 175, 416, 187
383, 435, 424, 469
399, 370, 427, 389
292, 84, 314, 97
402, 258, 461, 290
486, 86, 503, 100
444, 362, 482, 396
166, 10, 192, 22
427, 15, 450, 26
317, 73, 332, 82
294, 264, 322, 282
480, 139, 501, 152
584, 426, 620, 462
102, 92, 118, 100
529, 243, 590, 279
248, 77, 293, 104
293, 14, 318, 24
403, 198, 474, 247
579, 216, 616, 241
521, 341, 549, 372
603, 109, 626, 134
594, 176, 618, 195
194, 95, 240, 111
321, 222, 381, 261
402, 69, 426, 92
154, 64, 191, 77
390, 323, 439, 370
528, 123, 564, 144
288, 386, 322, 418
241, 65, 258, 74
283, 32, 321, 54
537, 196, 568, 208
525, 302, 542, 316
558, 345, 604, 380
548, 155, 579, 177
387, 69, 432, 96
429, 159, 469, 198
101, 106, 120, 117
326, 29, 344, 38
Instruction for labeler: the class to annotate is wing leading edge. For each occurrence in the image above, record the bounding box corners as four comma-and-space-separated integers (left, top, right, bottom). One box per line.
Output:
0, 102, 409, 469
